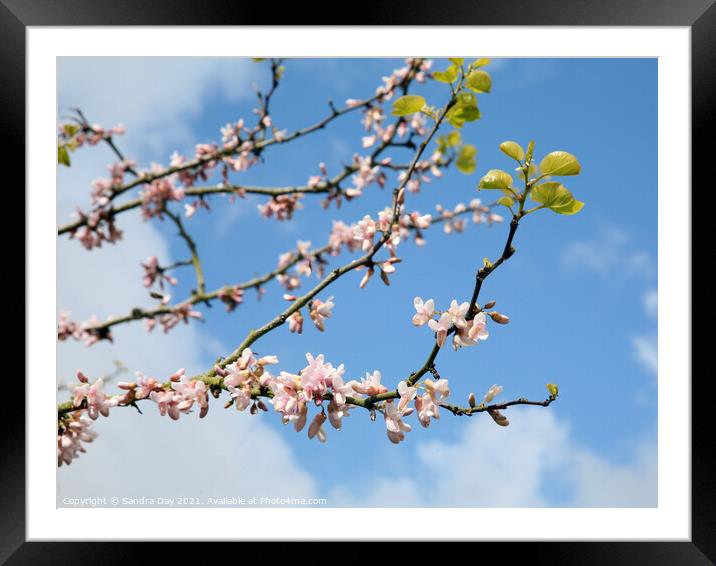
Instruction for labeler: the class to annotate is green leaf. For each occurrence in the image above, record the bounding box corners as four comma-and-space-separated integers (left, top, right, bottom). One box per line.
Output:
456, 144, 477, 174
251, 58, 267, 62
497, 196, 514, 208
546, 383, 559, 397
62, 123, 80, 137
551, 198, 585, 215
465, 70, 492, 93
58, 144, 71, 167
499, 141, 525, 162
531, 182, 584, 215
391, 95, 426, 116
446, 106, 480, 128
526, 140, 535, 162
448, 57, 464, 66
471, 58, 490, 68
539, 151, 581, 176
446, 130, 462, 146
446, 93, 480, 128
479, 169, 514, 190
455, 92, 477, 107
433, 65, 459, 84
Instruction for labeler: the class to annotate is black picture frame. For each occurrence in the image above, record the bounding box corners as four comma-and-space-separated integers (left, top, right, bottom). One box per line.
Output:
4, 0, 709, 562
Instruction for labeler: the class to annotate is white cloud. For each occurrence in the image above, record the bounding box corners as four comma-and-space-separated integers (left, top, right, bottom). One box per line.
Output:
330, 411, 656, 507
565, 232, 658, 379
643, 289, 658, 318
57, 59, 317, 506
562, 227, 655, 281
58, 57, 259, 157
632, 334, 658, 376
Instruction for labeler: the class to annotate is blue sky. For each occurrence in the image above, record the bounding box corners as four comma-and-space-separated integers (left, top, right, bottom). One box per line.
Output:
57, 57, 657, 507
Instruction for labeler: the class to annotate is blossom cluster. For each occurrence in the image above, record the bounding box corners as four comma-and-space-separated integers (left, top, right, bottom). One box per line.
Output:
257, 193, 304, 221
141, 256, 178, 289
57, 411, 98, 467
60, 191, 504, 346
435, 199, 504, 235
147, 303, 203, 334
57, 312, 111, 346
412, 297, 490, 350
68, 208, 123, 251
57, 120, 126, 149
59, 345, 456, 468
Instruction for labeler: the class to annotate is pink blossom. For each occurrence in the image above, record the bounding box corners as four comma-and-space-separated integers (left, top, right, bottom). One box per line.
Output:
329, 374, 354, 406
384, 399, 413, 444
351, 370, 388, 396
358, 267, 375, 288
328, 220, 360, 253
150, 390, 181, 420
90, 178, 112, 206
446, 300, 469, 329
428, 313, 452, 348
171, 377, 210, 418
140, 167, 185, 219
71, 374, 110, 420
287, 311, 304, 334
257, 194, 303, 221
453, 312, 489, 350
424, 378, 450, 403
353, 215, 377, 251
270, 371, 302, 419
362, 135, 377, 148
412, 297, 435, 326
309, 296, 334, 331
227, 385, 252, 411
141, 256, 177, 289
415, 394, 440, 427
397, 380, 417, 412
327, 399, 350, 430
484, 384, 503, 404
57, 312, 80, 341
58, 412, 98, 466
307, 412, 327, 443
218, 286, 245, 312
292, 403, 309, 432
299, 353, 345, 403
134, 372, 162, 399
158, 304, 203, 333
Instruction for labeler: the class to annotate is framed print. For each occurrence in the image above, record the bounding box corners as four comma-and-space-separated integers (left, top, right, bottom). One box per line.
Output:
4, 0, 710, 562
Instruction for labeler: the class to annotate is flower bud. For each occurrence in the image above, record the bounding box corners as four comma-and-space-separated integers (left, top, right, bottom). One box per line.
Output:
360, 268, 374, 289
77, 370, 89, 383
397, 187, 405, 205
489, 409, 509, 427
483, 300, 496, 309
468, 392, 476, 408
224, 399, 234, 409
380, 270, 391, 286
489, 311, 510, 324
250, 403, 258, 415
169, 368, 186, 382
